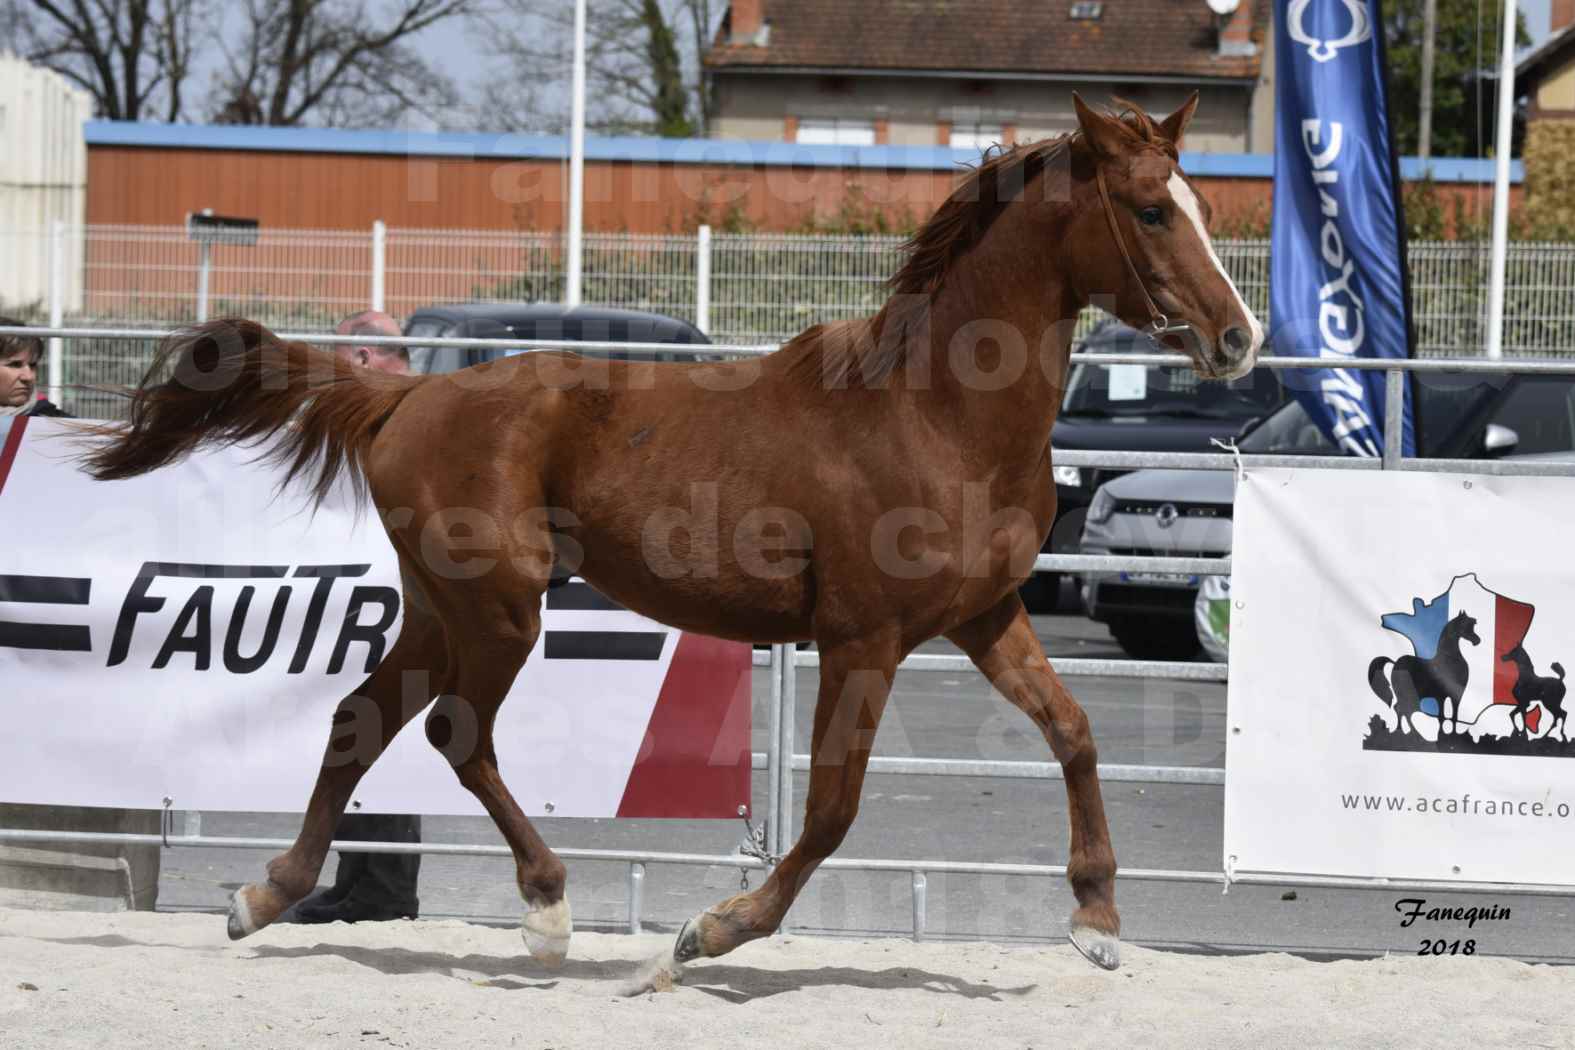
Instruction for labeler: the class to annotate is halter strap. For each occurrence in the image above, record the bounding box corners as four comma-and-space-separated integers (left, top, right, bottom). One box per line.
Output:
1094, 166, 1173, 337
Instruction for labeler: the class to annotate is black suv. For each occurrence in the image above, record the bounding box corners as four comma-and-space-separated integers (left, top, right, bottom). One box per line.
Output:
1076, 369, 1575, 660
1023, 320, 1286, 610
402, 303, 713, 374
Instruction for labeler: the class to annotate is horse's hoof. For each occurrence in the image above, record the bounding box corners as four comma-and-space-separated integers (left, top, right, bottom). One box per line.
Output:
227, 879, 297, 940
227, 886, 262, 941
1069, 925, 1121, 971
673, 913, 705, 963
522, 897, 572, 967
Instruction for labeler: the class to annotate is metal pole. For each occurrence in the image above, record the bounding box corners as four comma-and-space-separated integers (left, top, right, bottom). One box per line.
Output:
695, 224, 712, 334
10, 828, 1575, 912
371, 220, 387, 311
566, 0, 587, 308
47, 219, 65, 406
1383, 367, 1405, 468
1485, 0, 1519, 360
776, 643, 797, 860
766, 643, 785, 861
911, 870, 928, 941
1419, 0, 1437, 160
627, 861, 645, 934
196, 240, 212, 323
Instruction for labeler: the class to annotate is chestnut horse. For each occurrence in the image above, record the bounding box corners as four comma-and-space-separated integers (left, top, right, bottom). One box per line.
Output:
85, 94, 1260, 973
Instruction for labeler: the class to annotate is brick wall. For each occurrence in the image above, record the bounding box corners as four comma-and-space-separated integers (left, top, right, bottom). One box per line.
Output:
85, 142, 1520, 237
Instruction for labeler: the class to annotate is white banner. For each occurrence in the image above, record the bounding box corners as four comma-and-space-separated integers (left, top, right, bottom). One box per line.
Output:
1226, 467, 1575, 886
0, 418, 750, 819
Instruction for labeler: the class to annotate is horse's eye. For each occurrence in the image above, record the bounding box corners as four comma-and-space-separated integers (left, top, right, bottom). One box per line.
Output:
1139, 206, 1163, 226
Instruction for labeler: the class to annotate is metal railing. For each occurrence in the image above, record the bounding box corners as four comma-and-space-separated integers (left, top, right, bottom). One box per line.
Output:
7, 223, 1575, 365
6, 327, 1575, 943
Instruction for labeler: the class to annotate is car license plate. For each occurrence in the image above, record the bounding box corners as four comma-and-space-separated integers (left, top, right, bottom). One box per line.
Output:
1120, 571, 1199, 586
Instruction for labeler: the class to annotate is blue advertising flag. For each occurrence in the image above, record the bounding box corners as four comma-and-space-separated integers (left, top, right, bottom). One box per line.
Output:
1271, 0, 1415, 456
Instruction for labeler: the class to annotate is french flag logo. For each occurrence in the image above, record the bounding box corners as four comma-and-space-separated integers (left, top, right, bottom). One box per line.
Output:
1380, 574, 1535, 730
1367, 573, 1572, 753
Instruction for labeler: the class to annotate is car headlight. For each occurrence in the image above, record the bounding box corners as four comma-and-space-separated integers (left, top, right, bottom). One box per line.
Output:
1087, 485, 1117, 525
1052, 464, 1082, 487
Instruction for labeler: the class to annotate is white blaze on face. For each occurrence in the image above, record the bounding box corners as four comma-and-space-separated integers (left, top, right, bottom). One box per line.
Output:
1165, 172, 1264, 359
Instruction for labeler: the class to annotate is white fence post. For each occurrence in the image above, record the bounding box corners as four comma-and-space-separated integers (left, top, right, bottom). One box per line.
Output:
194, 207, 213, 322
776, 647, 798, 935
776, 643, 797, 859
1485, 0, 1519, 360
766, 643, 784, 860
371, 220, 387, 312
47, 219, 65, 406
695, 224, 712, 334
565, 0, 586, 308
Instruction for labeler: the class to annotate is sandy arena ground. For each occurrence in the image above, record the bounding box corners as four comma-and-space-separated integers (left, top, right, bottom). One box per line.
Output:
2, 907, 1572, 1048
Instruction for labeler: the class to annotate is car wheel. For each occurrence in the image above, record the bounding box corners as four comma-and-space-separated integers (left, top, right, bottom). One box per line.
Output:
1107, 616, 1200, 661
1018, 572, 1062, 613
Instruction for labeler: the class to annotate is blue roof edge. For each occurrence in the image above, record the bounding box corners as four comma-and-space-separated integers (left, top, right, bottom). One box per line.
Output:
84, 121, 1525, 184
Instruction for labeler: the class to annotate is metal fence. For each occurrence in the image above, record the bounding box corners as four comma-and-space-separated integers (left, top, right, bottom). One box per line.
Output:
5, 224, 1575, 415
5, 328, 1575, 944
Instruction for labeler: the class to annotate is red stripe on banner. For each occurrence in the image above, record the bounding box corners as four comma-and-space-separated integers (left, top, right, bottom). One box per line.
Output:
1493, 594, 1536, 706
616, 631, 751, 819
0, 416, 29, 499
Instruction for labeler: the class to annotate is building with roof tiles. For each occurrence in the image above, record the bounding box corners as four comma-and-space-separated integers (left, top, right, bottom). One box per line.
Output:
1516, 1, 1575, 234
702, 0, 1274, 153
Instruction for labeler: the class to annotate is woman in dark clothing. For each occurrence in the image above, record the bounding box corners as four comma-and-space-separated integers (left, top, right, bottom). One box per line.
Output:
0, 317, 71, 418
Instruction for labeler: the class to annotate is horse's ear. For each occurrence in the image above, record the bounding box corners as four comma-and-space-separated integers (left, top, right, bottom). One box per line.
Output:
1072, 93, 1130, 161
1158, 91, 1200, 148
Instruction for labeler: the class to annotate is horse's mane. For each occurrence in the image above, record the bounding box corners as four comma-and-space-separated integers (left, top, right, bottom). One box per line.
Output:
796, 103, 1172, 390
886, 134, 1079, 301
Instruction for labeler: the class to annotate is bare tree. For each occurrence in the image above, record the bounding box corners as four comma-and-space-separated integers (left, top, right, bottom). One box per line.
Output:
3, 0, 211, 120
478, 0, 719, 136
210, 0, 475, 127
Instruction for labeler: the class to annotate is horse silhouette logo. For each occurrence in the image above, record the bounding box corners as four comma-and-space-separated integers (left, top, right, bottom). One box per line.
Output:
1364, 573, 1575, 757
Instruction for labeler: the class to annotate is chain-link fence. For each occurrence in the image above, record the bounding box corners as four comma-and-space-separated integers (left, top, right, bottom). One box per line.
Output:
5, 223, 1575, 417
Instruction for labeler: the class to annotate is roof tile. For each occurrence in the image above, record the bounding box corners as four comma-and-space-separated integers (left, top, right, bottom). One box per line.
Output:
705, 0, 1265, 80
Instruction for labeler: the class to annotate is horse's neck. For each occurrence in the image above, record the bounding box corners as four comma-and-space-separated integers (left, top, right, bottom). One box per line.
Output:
913, 253, 1082, 465
848, 180, 1086, 472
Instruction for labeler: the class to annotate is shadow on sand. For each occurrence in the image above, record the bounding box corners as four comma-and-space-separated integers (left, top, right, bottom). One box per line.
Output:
30, 932, 1040, 1002
247, 942, 622, 988
673, 962, 1036, 1004
250, 942, 1039, 1003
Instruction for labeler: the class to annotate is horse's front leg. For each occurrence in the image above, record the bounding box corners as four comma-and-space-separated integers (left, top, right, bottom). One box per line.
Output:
947, 592, 1121, 970
674, 629, 900, 962
227, 605, 447, 939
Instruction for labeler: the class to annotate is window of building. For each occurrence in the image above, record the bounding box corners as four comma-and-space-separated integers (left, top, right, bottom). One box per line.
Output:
1070, 1, 1103, 19
795, 118, 876, 145
949, 123, 1004, 152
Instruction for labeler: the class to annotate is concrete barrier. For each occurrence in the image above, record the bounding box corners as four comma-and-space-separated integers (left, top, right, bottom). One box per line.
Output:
0, 804, 160, 911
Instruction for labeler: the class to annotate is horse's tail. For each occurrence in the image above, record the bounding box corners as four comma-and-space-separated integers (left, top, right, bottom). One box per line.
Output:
1368, 656, 1395, 703
1556, 662, 1566, 681
80, 318, 421, 509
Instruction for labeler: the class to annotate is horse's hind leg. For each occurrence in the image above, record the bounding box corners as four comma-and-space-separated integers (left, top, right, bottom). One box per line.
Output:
946, 593, 1121, 970
674, 629, 901, 962
422, 562, 569, 964
227, 600, 448, 939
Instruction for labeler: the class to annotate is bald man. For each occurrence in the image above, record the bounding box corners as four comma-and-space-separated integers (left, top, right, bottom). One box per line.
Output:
335, 310, 409, 374
291, 307, 422, 926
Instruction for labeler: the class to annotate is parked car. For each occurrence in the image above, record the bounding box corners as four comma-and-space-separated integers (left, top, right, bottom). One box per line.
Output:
402, 303, 713, 374
1079, 371, 1575, 660
1022, 319, 1286, 611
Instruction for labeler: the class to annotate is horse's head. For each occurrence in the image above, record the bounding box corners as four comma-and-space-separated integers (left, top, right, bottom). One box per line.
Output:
1069, 94, 1264, 380
1501, 644, 1527, 665
1449, 612, 1482, 647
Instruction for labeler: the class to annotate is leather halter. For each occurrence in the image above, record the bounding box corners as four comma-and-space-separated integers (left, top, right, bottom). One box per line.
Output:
1094, 167, 1197, 345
